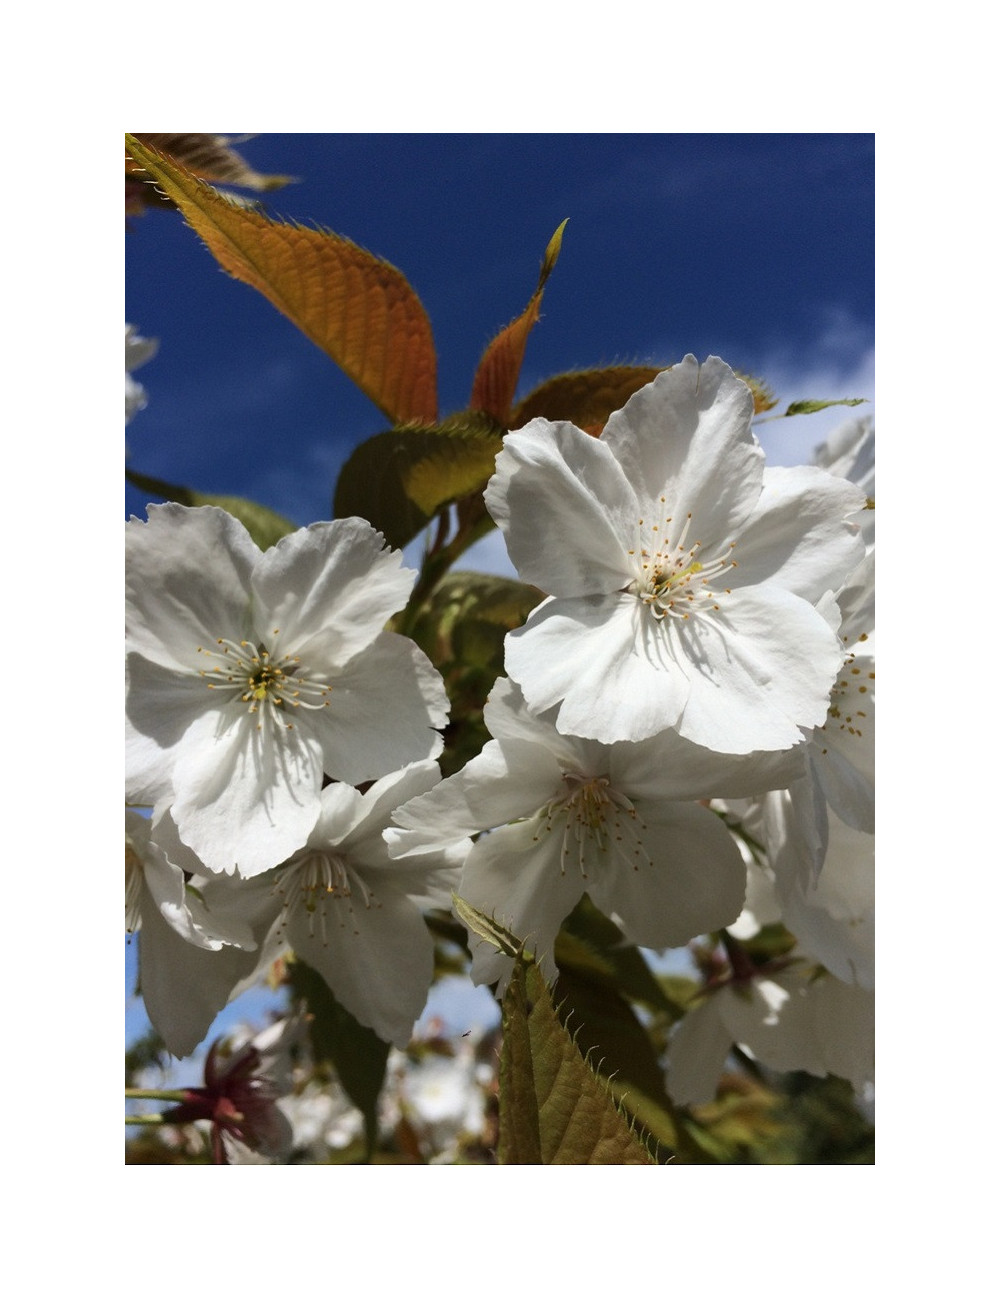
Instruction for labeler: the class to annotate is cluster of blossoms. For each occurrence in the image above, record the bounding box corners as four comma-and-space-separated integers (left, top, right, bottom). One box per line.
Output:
126, 355, 874, 1110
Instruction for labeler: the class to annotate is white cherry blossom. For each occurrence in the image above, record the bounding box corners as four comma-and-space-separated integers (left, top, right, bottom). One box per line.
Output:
200, 762, 467, 1049
484, 355, 866, 753
126, 504, 449, 877
386, 677, 803, 989
665, 960, 874, 1106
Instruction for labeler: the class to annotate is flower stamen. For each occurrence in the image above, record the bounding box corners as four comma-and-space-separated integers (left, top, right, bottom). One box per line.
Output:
535, 772, 652, 878
272, 851, 378, 943
197, 638, 333, 730
627, 509, 737, 622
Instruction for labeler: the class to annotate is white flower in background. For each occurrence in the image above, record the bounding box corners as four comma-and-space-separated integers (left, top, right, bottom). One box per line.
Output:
776, 809, 874, 988
280, 1081, 365, 1160
485, 355, 866, 753
386, 1028, 491, 1161
757, 557, 875, 891
665, 960, 874, 1106
126, 505, 449, 877
722, 813, 874, 991
200, 762, 467, 1049
126, 806, 260, 1057
752, 420, 875, 891
387, 677, 803, 990
125, 323, 158, 425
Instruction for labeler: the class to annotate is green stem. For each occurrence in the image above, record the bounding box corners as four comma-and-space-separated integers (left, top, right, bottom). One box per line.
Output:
125, 1114, 167, 1126
125, 1087, 188, 1103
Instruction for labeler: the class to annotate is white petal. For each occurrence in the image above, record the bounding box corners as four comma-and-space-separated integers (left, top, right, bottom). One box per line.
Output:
589, 801, 746, 950
610, 726, 808, 804
386, 739, 563, 857
807, 978, 875, 1090
761, 775, 830, 892
504, 594, 689, 742
125, 653, 212, 804
138, 908, 262, 1058
485, 420, 640, 595
252, 517, 415, 665
172, 709, 324, 877
836, 550, 875, 644
126, 504, 258, 671
814, 738, 875, 834
289, 887, 435, 1048
665, 999, 735, 1106
733, 465, 866, 602
777, 812, 875, 988
673, 587, 844, 753
601, 356, 763, 543
316, 632, 447, 784
459, 818, 586, 988
718, 972, 828, 1076
339, 760, 447, 862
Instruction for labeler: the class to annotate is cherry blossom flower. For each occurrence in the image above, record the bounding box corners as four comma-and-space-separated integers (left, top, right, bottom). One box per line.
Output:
196, 761, 467, 1049
386, 677, 803, 989
484, 356, 866, 753
126, 505, 449, 877
665, 960, 874, 1106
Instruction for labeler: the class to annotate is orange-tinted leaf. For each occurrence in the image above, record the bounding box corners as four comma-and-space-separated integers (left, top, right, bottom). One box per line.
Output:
125, 135, 438, 425
511, 364, 663, 435
734, 371, 778, 414
126, 134, 293, 191
469, 220, 568, 424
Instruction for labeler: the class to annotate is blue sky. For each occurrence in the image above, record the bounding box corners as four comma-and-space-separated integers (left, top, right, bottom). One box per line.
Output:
125, 133, 874, 1065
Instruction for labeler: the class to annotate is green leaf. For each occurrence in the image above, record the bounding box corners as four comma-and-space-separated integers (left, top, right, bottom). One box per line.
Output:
550, 897, 715, 1161
452, 894, 522, 959
407, 573, 544, 775
286, 959, 391, 1160
454, 897, 655, 1164
555, 894, 683, 1017
125, 468, 297, 550
552, 965, 681, 1156
409, 570, 544, 662
499, 949, 657, 1165
332, 414, 504, 550
779, 397, 868, 417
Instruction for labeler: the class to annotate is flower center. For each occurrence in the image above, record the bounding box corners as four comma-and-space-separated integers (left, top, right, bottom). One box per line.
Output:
534, 772, 652, 878
626, 505, 737, 621
271, 850, 378, 943
196, 634, 333, 730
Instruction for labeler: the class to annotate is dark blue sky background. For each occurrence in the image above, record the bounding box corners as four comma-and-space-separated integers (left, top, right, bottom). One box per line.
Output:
125, 133, 874, 530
